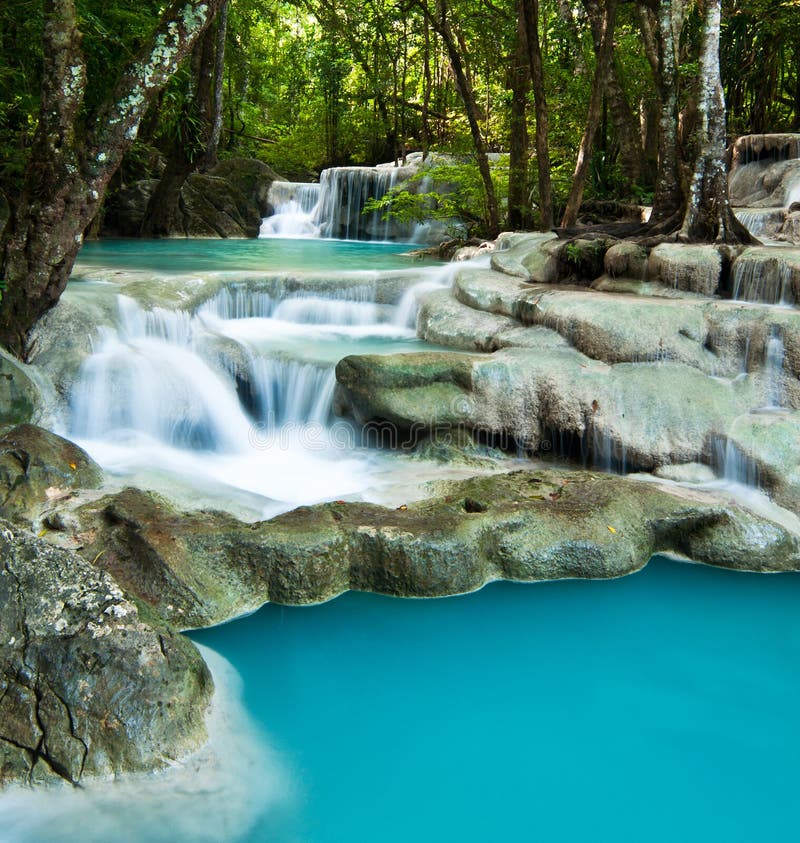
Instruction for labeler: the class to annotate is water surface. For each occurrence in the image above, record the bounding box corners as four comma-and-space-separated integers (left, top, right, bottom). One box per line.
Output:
75, 238, 434, 274
192, 557, 800, 842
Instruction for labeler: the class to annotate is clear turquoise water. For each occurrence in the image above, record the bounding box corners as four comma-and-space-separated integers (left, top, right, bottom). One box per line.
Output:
75, 238, 434, 273
191, 557, 800, 843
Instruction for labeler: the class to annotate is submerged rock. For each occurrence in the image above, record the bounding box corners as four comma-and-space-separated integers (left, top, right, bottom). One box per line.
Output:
0, 522, 212, 788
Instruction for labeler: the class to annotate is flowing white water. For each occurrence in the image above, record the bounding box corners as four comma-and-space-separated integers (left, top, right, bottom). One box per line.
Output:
62, 258, 506, 519
764, 327, 787, 408
734, 208, 786, 238
260, 167, 402, 241
394, 254, 492, 329
731, 252, 794, 305
259, 182, 321, 238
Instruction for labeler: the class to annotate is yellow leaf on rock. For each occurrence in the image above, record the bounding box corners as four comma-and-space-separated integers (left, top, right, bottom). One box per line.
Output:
607, 525, 617, 534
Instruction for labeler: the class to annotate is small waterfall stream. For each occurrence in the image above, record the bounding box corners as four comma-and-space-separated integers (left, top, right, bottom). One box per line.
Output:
64, 268, 452, 518
260, 167, 402, 241
731, 252, 794, 305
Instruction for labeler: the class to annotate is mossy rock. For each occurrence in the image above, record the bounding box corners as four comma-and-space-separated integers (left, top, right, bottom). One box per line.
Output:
0, 425, 103, 523
0, 522, 212, 788
0, 350, 43, 427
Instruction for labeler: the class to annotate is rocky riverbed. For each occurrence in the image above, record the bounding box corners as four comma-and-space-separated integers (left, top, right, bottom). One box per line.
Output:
3, 226, 800, 790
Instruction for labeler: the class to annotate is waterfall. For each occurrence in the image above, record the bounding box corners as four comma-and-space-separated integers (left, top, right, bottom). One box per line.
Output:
711, 437, 761, 486
70, 298, 253, 452
260, 166, 401, 242
731, 252, 794, 305
734, 208, 785, 238
731, 134, 800, 168
259, 183, 321, 238
65, 273, 436, 515
247, 357, 336, 428
764, 327, 786, 409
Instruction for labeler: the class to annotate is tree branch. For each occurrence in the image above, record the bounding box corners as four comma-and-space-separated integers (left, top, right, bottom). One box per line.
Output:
85, 0, 223, 190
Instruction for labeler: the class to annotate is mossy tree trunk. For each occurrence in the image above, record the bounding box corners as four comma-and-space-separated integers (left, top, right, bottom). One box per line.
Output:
678, 0, 755, 243
0, 0, 222, 357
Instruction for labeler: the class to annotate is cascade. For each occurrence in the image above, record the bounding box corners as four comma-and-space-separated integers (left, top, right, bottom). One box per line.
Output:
764, 327, 787, 409
711, 436, 761, 487
259, 182, 321, 238
260, 166, 404, 242
733, 208, 785, 237
729, 133, 800, 238
731, 252, 793, 305
393, 261, 469, 328
64, 273, 431, 515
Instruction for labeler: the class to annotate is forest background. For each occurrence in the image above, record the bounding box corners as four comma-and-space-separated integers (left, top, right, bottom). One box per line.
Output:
0, 0, 798, 351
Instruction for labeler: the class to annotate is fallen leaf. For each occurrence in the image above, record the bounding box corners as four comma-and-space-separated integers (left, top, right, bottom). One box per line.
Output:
45, 486, 70, 501
607, 525, 617, 534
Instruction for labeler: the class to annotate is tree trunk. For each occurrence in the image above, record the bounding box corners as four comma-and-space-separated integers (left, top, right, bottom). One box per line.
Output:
0, 0, 222, 356
142, 30, 217, 237
417, 0, 500, 237
520, 0, 553, 230
561, 0, 617, 227
508, 0, 532, 231
649, 0, 685, 224
200, 0, 229, 172
583, 0, 644, 186
678, 0, 755, 243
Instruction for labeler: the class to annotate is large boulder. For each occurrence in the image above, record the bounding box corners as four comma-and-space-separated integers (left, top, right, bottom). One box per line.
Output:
490, 232, 562, 282
0, 522, 212, 788
101, 158, 282, 238
0, 425, 103, 525
777, 206, 800, 245
647, 244, 723, 296
67, 488, 268, 629
724, 412, 800, 514
729, 158, 800, 208
335, 349, 756, 471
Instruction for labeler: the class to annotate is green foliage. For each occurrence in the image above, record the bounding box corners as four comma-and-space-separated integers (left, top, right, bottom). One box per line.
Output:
364, 158, 509, 237
1, 0, 797, 242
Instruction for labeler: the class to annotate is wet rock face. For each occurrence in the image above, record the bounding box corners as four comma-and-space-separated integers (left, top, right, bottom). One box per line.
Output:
0, 425, 103, 523
0, 523, 212, 788
101, 157, 281, 238
29, 471, 800, 634
0, 351, 44, 428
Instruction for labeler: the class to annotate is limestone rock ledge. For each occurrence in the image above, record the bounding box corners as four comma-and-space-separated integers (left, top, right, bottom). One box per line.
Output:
0, 523, 212, 789
35, 470, 800, 630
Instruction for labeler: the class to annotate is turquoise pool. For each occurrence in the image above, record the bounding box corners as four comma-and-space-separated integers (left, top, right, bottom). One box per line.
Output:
191, 556, 800, 842
74, 238, 435, 274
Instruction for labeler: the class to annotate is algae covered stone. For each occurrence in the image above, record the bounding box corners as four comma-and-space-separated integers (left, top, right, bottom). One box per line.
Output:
0, 522, 212, 788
